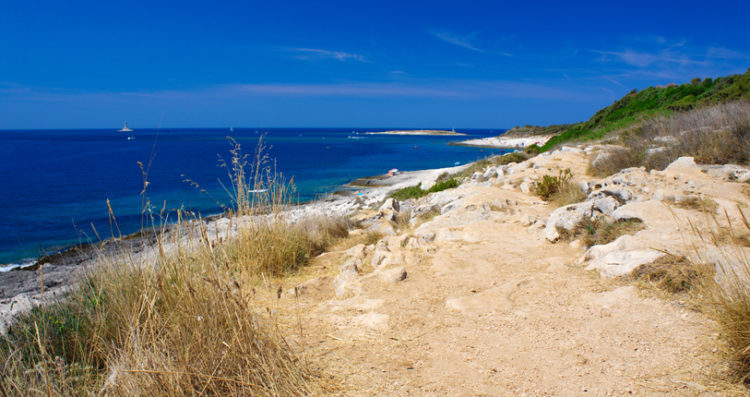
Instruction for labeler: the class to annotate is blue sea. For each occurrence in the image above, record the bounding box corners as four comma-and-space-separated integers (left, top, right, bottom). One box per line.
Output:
0, 128, 508, 265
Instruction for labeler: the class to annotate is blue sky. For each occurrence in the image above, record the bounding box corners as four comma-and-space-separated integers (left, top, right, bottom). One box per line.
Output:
1, 1, 749, 129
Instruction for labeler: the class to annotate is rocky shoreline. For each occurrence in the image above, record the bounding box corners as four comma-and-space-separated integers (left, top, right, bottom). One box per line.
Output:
0, 163, 468, 333
453, 134, 552, 149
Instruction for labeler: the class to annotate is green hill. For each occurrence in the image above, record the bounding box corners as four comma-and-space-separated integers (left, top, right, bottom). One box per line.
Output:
535, 68, 750, 151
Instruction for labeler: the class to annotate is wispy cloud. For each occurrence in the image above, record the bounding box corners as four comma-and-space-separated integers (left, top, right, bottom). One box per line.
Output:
589, 36, 750, 84
706, 46, 750, 61
277, 47, 368, 62
429, 30, 488, 53
594, 49, 708, 68
0, 80, 599, 104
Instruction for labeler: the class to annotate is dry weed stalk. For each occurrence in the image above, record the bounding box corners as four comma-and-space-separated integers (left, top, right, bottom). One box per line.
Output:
0, 136, 344, 395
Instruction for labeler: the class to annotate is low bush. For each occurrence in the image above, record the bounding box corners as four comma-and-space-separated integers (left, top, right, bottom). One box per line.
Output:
588, 102, 750, 177
390, 184, 427, 200
427, 177, 459, 193
534, 169, 571, 200
534, 169, 586, 206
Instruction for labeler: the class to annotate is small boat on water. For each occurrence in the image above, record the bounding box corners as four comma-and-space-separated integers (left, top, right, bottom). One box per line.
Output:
117, 121, 133, 132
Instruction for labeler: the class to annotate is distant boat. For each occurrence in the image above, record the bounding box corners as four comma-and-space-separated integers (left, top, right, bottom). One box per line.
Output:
229, 126, 234, 132
117, 122, 133, 132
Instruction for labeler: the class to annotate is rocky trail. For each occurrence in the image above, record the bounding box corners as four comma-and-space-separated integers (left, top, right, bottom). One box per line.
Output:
268, 147, 750, 396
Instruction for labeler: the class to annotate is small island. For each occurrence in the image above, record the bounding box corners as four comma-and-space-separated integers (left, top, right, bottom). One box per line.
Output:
364, 129, 467, 136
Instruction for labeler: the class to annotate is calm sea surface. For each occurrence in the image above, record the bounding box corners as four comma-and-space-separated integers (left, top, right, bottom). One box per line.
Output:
0, 128, 508, 265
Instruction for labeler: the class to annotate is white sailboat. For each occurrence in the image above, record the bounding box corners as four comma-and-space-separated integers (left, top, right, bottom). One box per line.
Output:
117, 121, 133, 132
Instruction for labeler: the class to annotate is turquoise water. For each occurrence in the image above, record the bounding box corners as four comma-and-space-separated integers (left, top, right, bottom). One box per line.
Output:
0, 128, 508, 265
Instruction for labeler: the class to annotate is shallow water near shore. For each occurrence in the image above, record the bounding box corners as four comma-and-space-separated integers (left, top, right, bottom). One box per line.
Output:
0, 127, 507, 265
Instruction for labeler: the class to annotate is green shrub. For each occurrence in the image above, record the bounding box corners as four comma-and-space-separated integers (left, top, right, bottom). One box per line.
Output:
389, 177, 461, 201
534, 169, 573, 200
390, 184, 427, 200
536, 69, 750, 151
428, 177, 459, 193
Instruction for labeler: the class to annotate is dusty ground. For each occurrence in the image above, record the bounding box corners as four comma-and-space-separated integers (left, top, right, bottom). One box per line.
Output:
263, 149, 749, 396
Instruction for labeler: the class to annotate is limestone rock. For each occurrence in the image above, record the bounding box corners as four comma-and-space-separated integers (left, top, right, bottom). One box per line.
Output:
591, 196, 620, 216
664, 157, 699, 173
471, 172, 488, 182
586, 249, 664, 278
371, 240, 391, 268
367, 220, 396, 236
483, 167, 499, 180
544, 203, 593, 242
379, 198, 400, 213
334, 257, 361, 297
377, 266, 407, 283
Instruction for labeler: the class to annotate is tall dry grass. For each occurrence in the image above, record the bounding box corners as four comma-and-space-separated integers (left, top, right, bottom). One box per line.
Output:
691, 208, 750, 384
590, 102, 750, 177
0, 137, 345, 395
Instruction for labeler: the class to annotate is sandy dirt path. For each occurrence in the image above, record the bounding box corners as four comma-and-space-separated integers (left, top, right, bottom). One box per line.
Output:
266, 151, 739, 396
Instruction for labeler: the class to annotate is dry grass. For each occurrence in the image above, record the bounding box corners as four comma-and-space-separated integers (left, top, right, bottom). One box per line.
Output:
559, 216, 644, 248
0, 137, 344, 396
691, 208, 750, 385
549, 181, 586, 207
589, 102, 750, 177
665, 196, 720, 213
631, 255, 714, 294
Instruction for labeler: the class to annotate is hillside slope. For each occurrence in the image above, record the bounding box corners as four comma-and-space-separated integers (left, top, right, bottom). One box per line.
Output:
508, 69, 750, 151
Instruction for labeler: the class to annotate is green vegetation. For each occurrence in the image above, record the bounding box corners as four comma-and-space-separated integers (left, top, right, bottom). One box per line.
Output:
537, 70, 750, 151
588, 102, 750, 177
534, 169, 573, 200
503, 123, 579, 137
533, 169, 586, 206
389, 177, 460, 200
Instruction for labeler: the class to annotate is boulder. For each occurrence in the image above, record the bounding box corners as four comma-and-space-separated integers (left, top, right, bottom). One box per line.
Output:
377, 266, 407, 283
583, 235, 664, 278
591, 196, 621, 216
483, 167, 499, 180
367, 219, 396, 236
471, 172, 488, 182
664, 157, 700, 173
334, 257, 361, 296
371, 240, 391, 268
379, 198, 400, 213
519, 180, 532, 193
543, 203, 594, 242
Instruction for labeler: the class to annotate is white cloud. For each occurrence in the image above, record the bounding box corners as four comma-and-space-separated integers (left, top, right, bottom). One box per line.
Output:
278, 47, 368, 62
428, 30, 486, 53
0, 80, 599, 103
